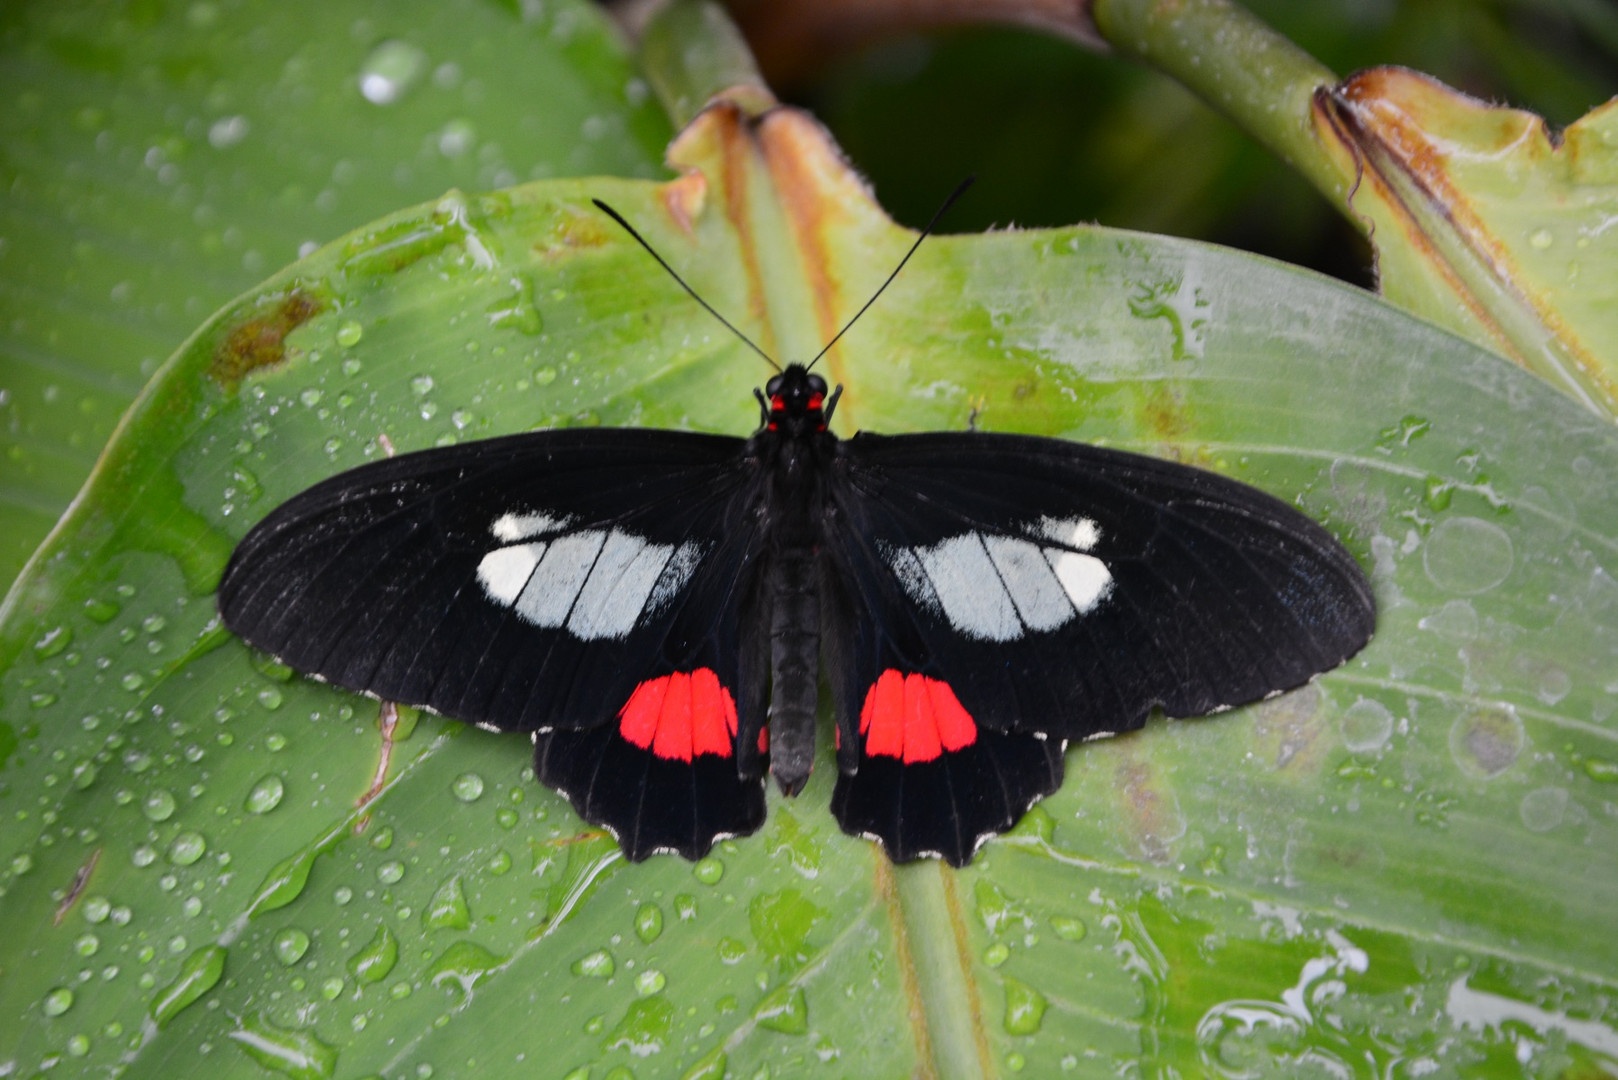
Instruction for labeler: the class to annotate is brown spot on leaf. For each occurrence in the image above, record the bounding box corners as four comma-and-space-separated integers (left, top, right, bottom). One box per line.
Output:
1116, 751, 1185, 863
210, 288, 325, 386
1141, 382, 1191, 460
54, 848, 101, 925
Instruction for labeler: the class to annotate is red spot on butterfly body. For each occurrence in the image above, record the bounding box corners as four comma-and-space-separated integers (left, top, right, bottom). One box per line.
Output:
858, 670, 977, 763
619, 669, 738, 762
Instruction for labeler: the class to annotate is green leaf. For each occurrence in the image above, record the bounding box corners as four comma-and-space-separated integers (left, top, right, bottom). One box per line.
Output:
0, 0, 672, 591
2, 74, 1615, 1076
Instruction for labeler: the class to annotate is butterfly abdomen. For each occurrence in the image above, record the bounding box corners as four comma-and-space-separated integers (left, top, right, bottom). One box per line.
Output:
766, 545, 819, 795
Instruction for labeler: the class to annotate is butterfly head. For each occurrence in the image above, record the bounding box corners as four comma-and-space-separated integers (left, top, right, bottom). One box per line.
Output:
760, 364, 838, 435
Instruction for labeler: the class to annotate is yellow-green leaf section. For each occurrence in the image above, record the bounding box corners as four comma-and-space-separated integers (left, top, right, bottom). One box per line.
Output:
1317, 69, 1618, 419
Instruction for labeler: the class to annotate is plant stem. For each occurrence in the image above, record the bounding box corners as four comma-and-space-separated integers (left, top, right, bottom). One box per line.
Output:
639, 0, 777, 129
1091, 0, 1353, 213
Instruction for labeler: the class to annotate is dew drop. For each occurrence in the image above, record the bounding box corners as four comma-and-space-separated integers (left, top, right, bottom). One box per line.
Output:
717, 938, 747, 964
1519, 787, 1568, 832
248, 850, 314, 916
377, 860, 404, 885
333, 886, 353, 906
132, 845, 157, 868
257, 687, 284, 711
370, 826, 394, 850
451, 772, 484, 802
1002, 976, 1048, 1035
1448, 707, 1524, 780
693, 856, 724, 885
71, 760, 98, 789
752, 984, 808, 1034
265, 733, 288, 751
66, 1033, 90, 1057
1423, 516, 1514, 595
411, 375, 435, 396
10, 853, 33, 875
168, 831, 207, 866
984, 943, 1010, 967
33, 625, 72, 658
347, 923, 399, 984
274, 928, 311, 966
228, 1012, 338, 1080
321, 977, 344, 1000
42, 986, 75, 1017
427, 941, 506, 999
1585, 758, 1618, 784
495, 806, 518, 829
336, 320, 364, 348
1340, 699, 1395, 753
140, 789, 177, 822
424, 875, 471, 931
571, 949, 614, 978
634, 902, 663, 943
358, 40, 428, 106
149, 945, 226, 1028
635, 969, 666, 996
84, 597, 120, 623
1529, 228, 1554, 249
1049, 915, 1087, 942
83, 897, 110, 923
75, 933, 100, 957
246, 775, 285, 814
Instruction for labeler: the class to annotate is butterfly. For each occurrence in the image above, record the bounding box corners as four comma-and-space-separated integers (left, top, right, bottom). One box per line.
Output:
217, 185, 1376, 866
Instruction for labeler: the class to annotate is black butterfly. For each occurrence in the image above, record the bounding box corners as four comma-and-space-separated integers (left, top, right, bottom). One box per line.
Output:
217, 187, 1375, 866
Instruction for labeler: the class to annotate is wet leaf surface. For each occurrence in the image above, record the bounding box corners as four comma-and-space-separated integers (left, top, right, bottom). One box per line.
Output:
3, 43, 1617, 1080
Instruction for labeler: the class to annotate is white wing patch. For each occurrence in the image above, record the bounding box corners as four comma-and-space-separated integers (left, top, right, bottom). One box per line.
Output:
887, 517, 1112, 641
917, 535, 1021, 641
475, 512, 704, 641
491, 511, 573, 542
476, 543, 544, 604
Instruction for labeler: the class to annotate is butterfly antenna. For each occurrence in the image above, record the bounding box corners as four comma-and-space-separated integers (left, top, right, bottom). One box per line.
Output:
592, 199, 780, 373
806, 175, 975, 372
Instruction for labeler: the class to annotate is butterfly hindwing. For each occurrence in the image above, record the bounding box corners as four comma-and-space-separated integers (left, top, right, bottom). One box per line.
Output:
821, 430, 1375, 863
218, 428, 773, 859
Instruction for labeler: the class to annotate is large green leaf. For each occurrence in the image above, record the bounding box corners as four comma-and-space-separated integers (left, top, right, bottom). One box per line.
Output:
3, 79, 1616, 1078
0, 0, 672, 591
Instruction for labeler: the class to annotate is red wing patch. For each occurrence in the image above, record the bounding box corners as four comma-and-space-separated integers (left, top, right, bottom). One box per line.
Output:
618, 669, 738, 761
859, 670, 978, 763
